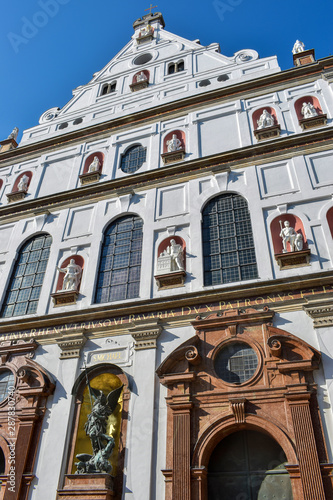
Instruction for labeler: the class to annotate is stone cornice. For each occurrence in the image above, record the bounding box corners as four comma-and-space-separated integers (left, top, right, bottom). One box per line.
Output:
303, 296, 333, 328
1, 127, 333, 226
1, 56, 333, 166
0, 272, 331, 340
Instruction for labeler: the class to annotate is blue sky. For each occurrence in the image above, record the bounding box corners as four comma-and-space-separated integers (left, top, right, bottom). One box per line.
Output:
1, 0, 333, 143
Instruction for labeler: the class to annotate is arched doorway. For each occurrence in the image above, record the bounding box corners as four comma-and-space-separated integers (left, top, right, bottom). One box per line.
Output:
207, 430, 293, 499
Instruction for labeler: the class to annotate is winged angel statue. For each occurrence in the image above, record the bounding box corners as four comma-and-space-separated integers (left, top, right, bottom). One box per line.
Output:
75, 384, 123, 474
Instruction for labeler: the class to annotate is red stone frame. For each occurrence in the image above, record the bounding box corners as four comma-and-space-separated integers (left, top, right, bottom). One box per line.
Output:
157, 308, 333, 500
60, 363, 131, 500
0, 340, 55, 500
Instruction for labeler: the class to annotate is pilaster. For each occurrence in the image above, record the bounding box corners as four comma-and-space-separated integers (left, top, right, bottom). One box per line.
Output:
126, 320, 161, 499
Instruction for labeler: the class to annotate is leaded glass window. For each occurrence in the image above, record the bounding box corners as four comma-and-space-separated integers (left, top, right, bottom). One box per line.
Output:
0, 370, 14, 402
202, 193, 258, 286
120, 145, 146, 174
1, 234, 52, 318
95, 215, 143, 304
214, 342, 258, 384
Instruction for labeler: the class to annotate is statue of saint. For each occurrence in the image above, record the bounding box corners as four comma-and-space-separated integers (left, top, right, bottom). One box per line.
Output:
279, 221, 299, 253
292, 40, 305, 54
138, 24, 153, 38
257, 110, 275, 129
17, 174, 29, 192
136, 71, 148, 82
295, 233, 303, 251
301, 102, 318, 119
166, 134, 183, 152
57, 259, 82, 291
88, 156, 101, 173
75, 384, 123, 474
7, 127, 19, 141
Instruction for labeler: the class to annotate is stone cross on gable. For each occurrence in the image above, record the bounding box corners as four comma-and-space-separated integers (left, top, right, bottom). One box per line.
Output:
145, 4, 157, 14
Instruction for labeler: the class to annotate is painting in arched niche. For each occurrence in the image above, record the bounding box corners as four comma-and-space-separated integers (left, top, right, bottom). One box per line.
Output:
155, 236, 186, 289
62, 364, 130, 499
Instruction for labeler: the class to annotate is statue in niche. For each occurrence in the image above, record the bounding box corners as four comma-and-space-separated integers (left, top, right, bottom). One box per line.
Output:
279, 220, 303, 253
166, 134, 183, 152
57, 259, 82, 291
301, 102, 318, 119
157, 239, 184, 273
138, 24, 153, 38
75, 384, 123, 474
136, 71, 148, 82
292, 40, 305, 54
88, 156, 101, 173
17, 174, 29, 192
257, 110, 275, 129
7, 127, 19, 141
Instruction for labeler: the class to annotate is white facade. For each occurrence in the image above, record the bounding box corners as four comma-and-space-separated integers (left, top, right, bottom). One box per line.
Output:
0, 11, 333, 500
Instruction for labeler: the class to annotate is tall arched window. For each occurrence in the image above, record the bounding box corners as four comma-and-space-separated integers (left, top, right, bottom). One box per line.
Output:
202, 193, 258, 286
1, 233, 52, 317
95, 215, 143, 303
120, 145, 147, 173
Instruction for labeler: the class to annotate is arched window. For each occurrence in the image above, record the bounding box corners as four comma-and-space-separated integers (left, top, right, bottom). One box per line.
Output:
202, 193, 258, 286
208, 430, 292, 499
95, 215, 143, 303
168, 60, 184, 74
1, 233, 52, 317
101, 82, 117, 96
120, 145, 146, 173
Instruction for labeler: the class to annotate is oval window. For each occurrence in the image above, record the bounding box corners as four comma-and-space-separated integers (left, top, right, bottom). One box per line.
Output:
133, 53, 153, 65
214, 342, 258, 384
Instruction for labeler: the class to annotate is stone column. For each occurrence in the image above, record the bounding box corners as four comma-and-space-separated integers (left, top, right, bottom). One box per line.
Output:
127, 320, 161, 500
287, 394, 326, 500
171, 403, 192, 500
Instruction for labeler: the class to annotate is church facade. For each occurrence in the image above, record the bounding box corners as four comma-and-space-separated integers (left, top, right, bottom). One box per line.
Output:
0, 10, 333, 500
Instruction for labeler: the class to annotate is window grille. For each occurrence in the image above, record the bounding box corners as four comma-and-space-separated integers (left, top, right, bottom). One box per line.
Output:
120, 145, 146, 173
202, 193, 258, 285
95, 215, 143, 304
1, 234, 52, 318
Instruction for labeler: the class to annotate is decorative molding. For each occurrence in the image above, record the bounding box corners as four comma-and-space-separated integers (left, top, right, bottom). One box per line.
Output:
51, 290, 79, 307
275, 249, 311, 269
229, 397, 246, 424
129, 320, 162, 350
293, 48, 315, 67
79, 170, 101, 185
155, 270, 186, 290
299, 114, 327, 130
161, 149, 185, 165
56, 330, 86, 359
254, 124, 281, 141
303, 297, 333, 328
6, 190, 26, 203
129, 80, 149, 92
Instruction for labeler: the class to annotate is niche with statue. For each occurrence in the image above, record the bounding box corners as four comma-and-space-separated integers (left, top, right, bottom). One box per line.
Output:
295, 96, 327, 130
154, 236, 186, 289
253, 107, 281, 141
271, 215, 310, 269
7, 171, 32, 203
161, 130, 186, 164
79, 152, 104, 185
